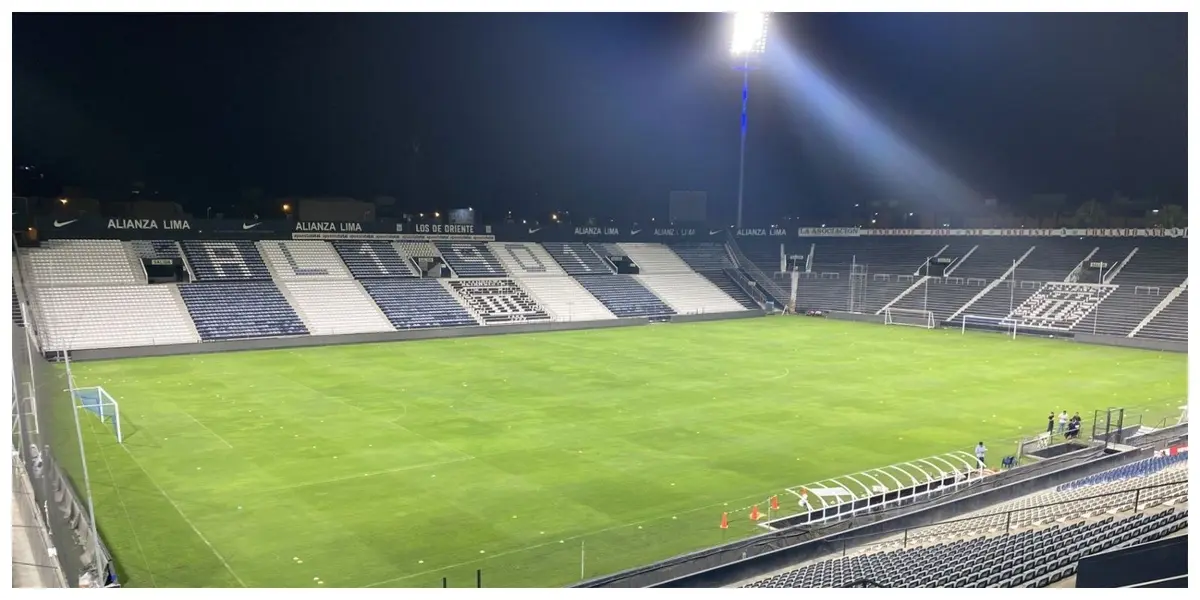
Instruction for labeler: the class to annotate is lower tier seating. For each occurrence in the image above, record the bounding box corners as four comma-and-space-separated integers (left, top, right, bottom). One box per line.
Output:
446, 279, 551, 324
635, 273, 747, 314
13, 284, 24, 325
573, 275, 675, 318
360, 278, 478, 330
516, 276, 617, 321
281, 280, 394, 335
1134, 289, 1187, 342
700, 271, 760, 309
36, 286, 200, 350
892, 278, 985, 322
178, 281, 308, 341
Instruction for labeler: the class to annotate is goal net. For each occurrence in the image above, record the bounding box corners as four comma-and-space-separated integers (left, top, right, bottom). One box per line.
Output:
960, 314, 1018, 338
884, 307, 936, 329
74, 386, 123, 443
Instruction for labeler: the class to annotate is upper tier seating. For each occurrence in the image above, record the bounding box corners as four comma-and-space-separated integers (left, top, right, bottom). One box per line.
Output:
395, 241, 441, 258
961, 242, 1094, 320
258, 240, 353, 280
23, 239, 141, 286
668, 243, 736, 272
615, 243, 692, 273
36, 286, 200, 351
446, 279, 551, 324
488, 242, 567, 276
180, 240, 272, 281
515, 276, 617, 321
331, 241, 418, 278
360, 279, 478, 329
1059, 452, 1187, 492
129, 240, 182, 259
542, 242, 614, 275
178, 281, 308, 341
1134, 288, 1187, 342
635, 273, 747, 314
434, 242, 507, 277
281, 280, 394, 335
807, 237, 948, 276
573, 275, 675, 318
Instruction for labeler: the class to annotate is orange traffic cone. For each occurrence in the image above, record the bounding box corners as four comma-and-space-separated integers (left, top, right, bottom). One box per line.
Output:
770, 495, 780, 511
719, 512, 729, 529
749, 505, 760, 521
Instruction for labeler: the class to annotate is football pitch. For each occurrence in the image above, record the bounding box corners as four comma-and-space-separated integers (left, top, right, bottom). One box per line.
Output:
70, 318, 1186, 588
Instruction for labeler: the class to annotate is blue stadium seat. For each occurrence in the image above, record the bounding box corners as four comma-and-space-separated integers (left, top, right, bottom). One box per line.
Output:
573, 275, 675, 318
331, 241, 417, 278
180, 240, 272, 281
542, 242, 613, 275
179, 281, 308, 340
434, 242, 507, 277
360, 279, 478, 329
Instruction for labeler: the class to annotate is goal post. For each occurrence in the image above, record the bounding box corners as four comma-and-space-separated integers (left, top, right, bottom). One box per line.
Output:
960, 314, 1018, 338
74, 386, 123, 443
883, 307, 936, 329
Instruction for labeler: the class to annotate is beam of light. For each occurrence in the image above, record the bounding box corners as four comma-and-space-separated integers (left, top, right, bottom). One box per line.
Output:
730, 12, 770, 57
770, 40, 983, 211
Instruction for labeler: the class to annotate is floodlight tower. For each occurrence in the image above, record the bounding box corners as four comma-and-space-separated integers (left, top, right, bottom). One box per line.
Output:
730, 11, 769, 230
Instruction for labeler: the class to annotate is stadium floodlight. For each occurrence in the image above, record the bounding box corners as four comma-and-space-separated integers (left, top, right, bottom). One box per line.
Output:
729, 12, 770, 230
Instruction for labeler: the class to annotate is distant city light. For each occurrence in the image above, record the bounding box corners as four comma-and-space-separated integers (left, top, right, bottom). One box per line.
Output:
730, 12, 770, 57
282, 203, 292, 213
58, 198, 68, 205
434, 212, 440, 218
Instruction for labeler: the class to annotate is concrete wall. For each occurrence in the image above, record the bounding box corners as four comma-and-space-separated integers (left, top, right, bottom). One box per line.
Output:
69, 309, 765, 361
1073, 333, 1187, 354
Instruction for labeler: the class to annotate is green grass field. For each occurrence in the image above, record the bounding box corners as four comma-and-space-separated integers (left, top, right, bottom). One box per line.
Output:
69, 318, 1186, 588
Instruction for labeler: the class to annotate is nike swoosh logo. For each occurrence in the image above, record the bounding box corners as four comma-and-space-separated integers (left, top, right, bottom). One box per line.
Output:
242, 223, 261, 230
53, 219, 78, 227
630, 230, 641, 235
709, 230, 722, 235
528, 228, 541, 234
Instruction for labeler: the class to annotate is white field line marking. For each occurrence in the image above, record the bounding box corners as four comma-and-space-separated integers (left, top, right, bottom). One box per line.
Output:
253, 455, 478, 494
85, 419, 159, 587
766, 368, 791, 381
118, 446, 247, 585
175, 406, 234, 449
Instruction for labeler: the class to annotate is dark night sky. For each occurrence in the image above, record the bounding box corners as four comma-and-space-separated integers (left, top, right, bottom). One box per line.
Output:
12, 12, 1187, 223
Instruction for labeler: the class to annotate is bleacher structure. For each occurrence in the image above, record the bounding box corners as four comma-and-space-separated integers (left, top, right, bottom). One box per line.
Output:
742, 452, 1188, 589
14, 232, 1186, 351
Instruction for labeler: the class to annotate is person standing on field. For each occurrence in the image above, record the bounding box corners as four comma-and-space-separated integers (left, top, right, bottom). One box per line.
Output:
1058, 411, 1069, 434
1047, 413, 1055, 434
975, 442, 987, 468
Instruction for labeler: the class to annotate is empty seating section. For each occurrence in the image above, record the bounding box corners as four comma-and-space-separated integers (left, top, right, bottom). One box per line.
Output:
700, 271, 761, 309
1009, 283, 1114, 329
809, 237, 946, 276
12, 284, 23, 325
179, 281, 307, 341
281, 280, 394, 335
435, 242, 506, 277
396, 241, 440, 258
258, 240, 352, 280
574, 275, 675, 318
615, 243, 692, 273
447, 279, 550, 324
515, 276, 617, 321
635, 274, 747, 314
1136, 289, 1187, 342
890, 278, 985, 322
744, 510, 1186, 589
24, 239, 141, 285
670, 243, 735, 272
36, 286, 200, 350
360, 279, 477, 329
1084, 242, 1186, 337
331, 241, 417, 278
129, 240, 182, 259
745, 454, 1189, 589
180, 240, 272, 280
542, 242, 613, 275
488, 242, 567, 276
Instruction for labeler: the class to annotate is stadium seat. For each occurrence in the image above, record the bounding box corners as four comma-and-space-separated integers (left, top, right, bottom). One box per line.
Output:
360, 278, 478, 329
179, 280, 308, 341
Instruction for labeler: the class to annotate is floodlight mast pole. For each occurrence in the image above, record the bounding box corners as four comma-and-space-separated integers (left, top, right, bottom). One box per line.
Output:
736, 59, 750, 230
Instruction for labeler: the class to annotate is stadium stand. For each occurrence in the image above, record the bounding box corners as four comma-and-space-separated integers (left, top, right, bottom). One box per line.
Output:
488, 242, 617, 321
359, 278, 478, 329
258, 240, 354, 280
34, 286, 200, 350
743, 453, 1188, 589
129, 239, 183, 259
446, 279, 551, 324
886, 239, 1029, 321
12, 284, 23, 325
573, 274, 676, 318
434, 242, 507, 277
1006, 283, 1115, 329
1078, 239, 1187, 338
543, 242, 614, 275
180, 240, 273, 280
671, 243, 761, 309
331, 240, 418, 278
1134, 288, 1187, 342
958, 242, 1093, 321
22, 239, 142, 286
616, 243, 747, 314
396, 241, 441, 258
616, 243, 692, 273
280, 280, 394, 335
178, 280, 308, 341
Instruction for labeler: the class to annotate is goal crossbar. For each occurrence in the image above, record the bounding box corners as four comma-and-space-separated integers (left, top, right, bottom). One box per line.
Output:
884, 307, 936, 329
